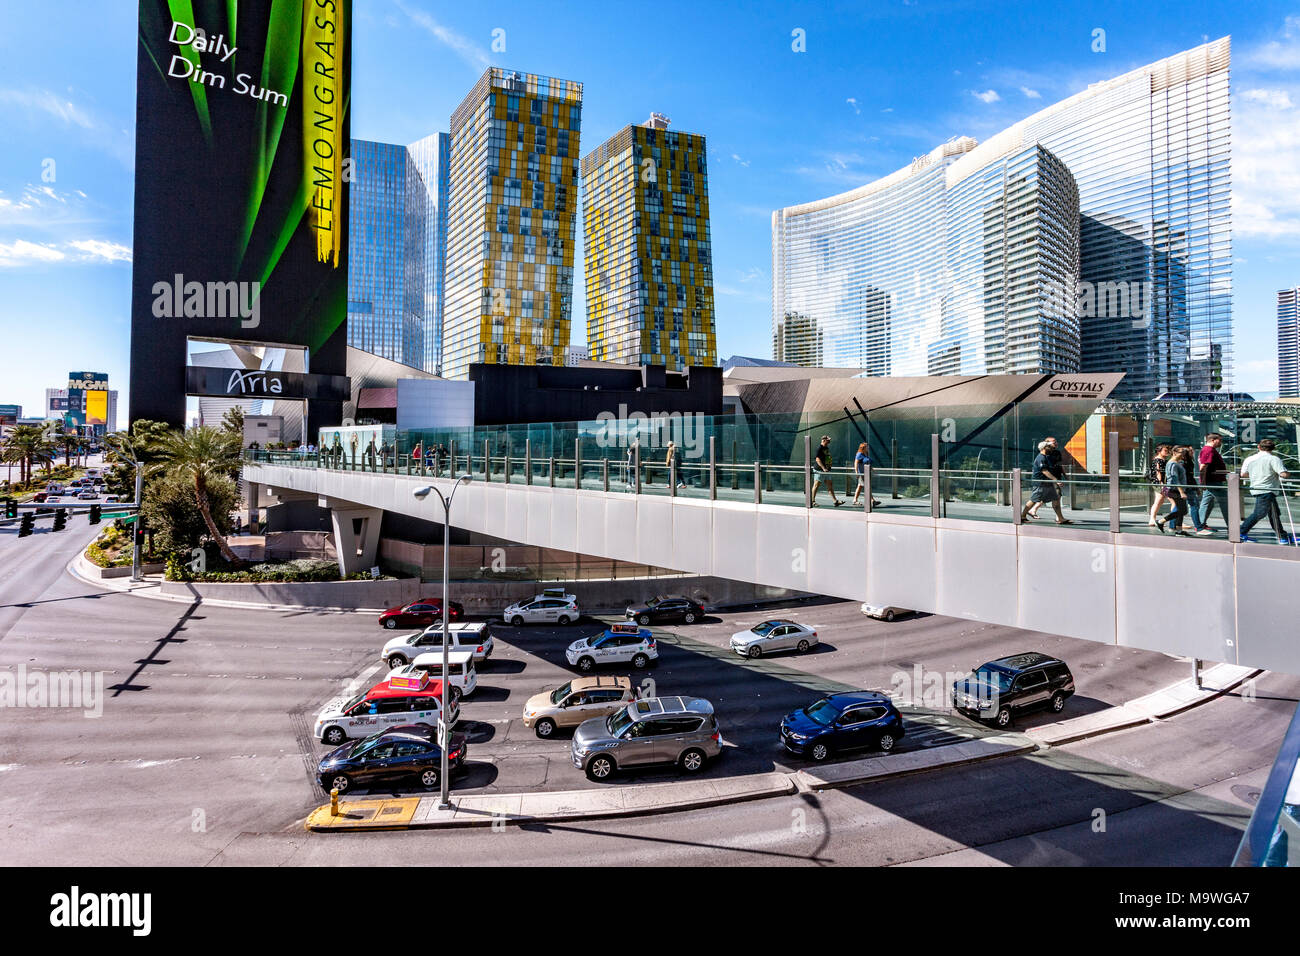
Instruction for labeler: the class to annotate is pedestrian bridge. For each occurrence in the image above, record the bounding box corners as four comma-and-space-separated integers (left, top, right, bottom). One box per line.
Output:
242, 451, 1300, 676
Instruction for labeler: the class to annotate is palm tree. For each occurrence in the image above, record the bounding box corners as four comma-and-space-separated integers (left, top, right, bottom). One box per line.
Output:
58, 429, 81, 467
2, 424, 56, 487
158, 425, 244, 565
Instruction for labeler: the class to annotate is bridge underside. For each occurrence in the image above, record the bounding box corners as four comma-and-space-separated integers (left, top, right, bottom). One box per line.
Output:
244, 462, 1300, 675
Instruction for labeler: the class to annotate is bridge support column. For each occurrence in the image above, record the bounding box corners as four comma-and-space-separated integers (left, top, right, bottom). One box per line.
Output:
930, 433, 941, 519
1108, 432, 1121, 533
323, 500, 382, 578
244, 480, 260, 531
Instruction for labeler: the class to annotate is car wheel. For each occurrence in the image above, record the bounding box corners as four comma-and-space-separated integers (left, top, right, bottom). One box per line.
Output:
384, 619, 398, 629
322, 726, 346, 746
883, 609, 896, 622
419, 768, 440, 790
638, 614, 651, 626
994, 706, 1012, 728
557, 615, 571, 626
534, 718, 556, 739
679, 748, 706, 773
327, 773, 352, 794
683, 611, 697, 624
810, 741, 830, 761
747, 645, 761, 659
387, 655, 407, 669
796, 639, 810, 653
631, 653, 649, 669
877, 733, 896, 753
577, 656, 595, 672
450, 686, 463, 703
1050, 691, 1067, 713
511, 615, 524, 627
586, 754, 615, 781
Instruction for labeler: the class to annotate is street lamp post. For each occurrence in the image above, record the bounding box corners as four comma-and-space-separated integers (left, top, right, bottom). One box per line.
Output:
413, 474, 472, 810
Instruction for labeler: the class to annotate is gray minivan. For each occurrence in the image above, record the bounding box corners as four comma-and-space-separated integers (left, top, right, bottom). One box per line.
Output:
571, 696, 721, 781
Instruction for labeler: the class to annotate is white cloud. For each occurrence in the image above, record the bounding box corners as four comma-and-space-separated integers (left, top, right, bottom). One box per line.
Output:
881, 107, 894, 113
395, 0, 491, 70
1019, 86, 1041, 99
731, 153, 750, 167
0, 88, 95, 128
846, 97, 861, 114
971, 89, 1000, 104
67, 239, 131, 263
1247, 15, 1300, 70
1242, 87, 1294, 109
0, 239, 66, 267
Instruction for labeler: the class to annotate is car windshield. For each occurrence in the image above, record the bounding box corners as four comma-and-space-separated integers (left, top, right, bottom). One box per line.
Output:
752, 621, 782, 635
804, 698, 840, 726
590, 634, 609, 648
339, 694, 364, 714
550, 681, 573, 705
606, 707, 635, 737
972, 668, 1013, 692
646, 596, 662, 607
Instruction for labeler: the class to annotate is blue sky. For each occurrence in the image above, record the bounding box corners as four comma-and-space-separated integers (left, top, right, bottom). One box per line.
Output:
2, 0, 1298, 422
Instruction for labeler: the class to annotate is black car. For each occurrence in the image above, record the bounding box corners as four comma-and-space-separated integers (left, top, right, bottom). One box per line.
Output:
952, 652, 1075, 728
625, 595, 705, 626
779, 692, 905, 760
317, 724, 466, 794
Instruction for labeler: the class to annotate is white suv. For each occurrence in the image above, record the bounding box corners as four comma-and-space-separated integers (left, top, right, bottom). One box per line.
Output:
382, 621, 494, 668
389, 649, 478, 699
565, 623, 658, 672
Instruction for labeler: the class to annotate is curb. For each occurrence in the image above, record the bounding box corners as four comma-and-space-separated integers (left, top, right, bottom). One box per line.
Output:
1026, 663, 1261, 746
306, 772, 797, 831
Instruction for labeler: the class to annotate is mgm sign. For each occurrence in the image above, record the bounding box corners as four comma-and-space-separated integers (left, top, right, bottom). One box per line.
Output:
129, 0, 352, 429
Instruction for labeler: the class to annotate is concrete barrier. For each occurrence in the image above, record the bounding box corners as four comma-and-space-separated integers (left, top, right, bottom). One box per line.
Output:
157, 573, 804, 613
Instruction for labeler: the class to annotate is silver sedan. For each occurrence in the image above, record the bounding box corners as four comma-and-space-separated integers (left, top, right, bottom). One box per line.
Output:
730, 620, 819, 658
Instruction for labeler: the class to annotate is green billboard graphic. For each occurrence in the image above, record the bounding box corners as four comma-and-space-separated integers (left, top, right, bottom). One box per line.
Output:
129, 0, 352, 427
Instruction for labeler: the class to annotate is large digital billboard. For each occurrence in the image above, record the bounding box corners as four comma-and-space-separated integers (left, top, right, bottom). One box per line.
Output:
129, 0, 352, 428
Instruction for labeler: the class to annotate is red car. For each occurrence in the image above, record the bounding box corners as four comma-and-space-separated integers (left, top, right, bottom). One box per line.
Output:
378, 598, 464, 630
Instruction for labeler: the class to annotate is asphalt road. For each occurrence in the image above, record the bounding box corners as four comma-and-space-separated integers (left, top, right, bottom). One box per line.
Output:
0, 516, 1292, 866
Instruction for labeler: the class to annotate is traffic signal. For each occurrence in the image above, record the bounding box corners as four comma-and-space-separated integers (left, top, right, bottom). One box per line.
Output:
2, 498, 14, 519
134, 520, 146, 549
52, 509, 67, 532
18, 514, 33, 537
88, 504, 101, 525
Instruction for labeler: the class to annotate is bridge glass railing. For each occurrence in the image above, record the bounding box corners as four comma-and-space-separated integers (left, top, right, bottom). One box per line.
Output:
1236, 701, 1300, 866
245, 402, 1300, 547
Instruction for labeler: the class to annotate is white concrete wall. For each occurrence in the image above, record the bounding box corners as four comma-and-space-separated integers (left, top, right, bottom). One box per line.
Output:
244, 462, 1300, 674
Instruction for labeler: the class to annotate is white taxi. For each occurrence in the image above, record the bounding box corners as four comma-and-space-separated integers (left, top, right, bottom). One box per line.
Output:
313, 673, 459, 746
382, 621, 495, 668
565, 622, 658, 672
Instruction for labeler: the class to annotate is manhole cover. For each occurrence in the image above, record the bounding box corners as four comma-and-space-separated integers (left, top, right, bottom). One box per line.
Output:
1230, 785, 1262, 805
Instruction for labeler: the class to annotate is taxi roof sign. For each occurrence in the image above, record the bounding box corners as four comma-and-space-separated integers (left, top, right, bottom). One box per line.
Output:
609, 622, 643, 634
387, 672, 430, 692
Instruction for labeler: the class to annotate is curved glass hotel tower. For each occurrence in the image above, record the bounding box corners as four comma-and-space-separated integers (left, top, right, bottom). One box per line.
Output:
772, 39, 1232, 399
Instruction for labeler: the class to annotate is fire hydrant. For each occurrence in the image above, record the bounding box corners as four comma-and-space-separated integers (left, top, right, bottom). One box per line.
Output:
330, 788, 340, 816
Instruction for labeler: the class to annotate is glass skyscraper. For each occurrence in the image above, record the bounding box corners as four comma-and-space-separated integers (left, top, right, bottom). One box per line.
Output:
1280, 288, 1300, 398
408, 132, 451, 375
772, 39, 1233, 398
582, 114, 716, 369
348, 138, 446, 373
443, 68, 583, 379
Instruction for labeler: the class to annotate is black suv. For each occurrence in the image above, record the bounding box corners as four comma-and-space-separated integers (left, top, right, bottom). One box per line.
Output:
952, 652, 1074, 728
625, 595, 705, 626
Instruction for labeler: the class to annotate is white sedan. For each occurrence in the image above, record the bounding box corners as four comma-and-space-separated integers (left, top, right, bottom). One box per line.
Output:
730, 620, 818, 658
861, 603, 913, 622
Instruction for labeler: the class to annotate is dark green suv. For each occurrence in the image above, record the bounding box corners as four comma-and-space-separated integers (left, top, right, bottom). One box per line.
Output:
952, 652, 1075, 728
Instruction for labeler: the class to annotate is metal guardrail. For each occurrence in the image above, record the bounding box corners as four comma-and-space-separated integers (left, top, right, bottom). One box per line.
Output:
244, 436, 1300, 546
1235, 701, 1300, 866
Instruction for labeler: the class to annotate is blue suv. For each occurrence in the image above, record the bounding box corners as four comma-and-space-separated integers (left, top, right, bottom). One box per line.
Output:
779, 692, 905, 761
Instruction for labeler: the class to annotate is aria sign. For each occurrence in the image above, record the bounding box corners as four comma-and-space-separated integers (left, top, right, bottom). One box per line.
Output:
185, 366, 350, 402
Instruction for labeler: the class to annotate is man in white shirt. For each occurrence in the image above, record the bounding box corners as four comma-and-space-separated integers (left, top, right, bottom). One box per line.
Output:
1240, 439, 1290, 542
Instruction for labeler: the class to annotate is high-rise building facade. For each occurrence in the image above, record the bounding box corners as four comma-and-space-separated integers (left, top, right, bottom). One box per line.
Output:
582, 113, 716, 368
1280, 288, 1300, 398
348, 138, 434, 371
408, 132, 451, 375
443, 68, 583, 379
772, 39, 1232, 398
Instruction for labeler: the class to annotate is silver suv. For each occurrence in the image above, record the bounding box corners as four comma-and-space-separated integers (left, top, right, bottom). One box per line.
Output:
571, 696, 721, 781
